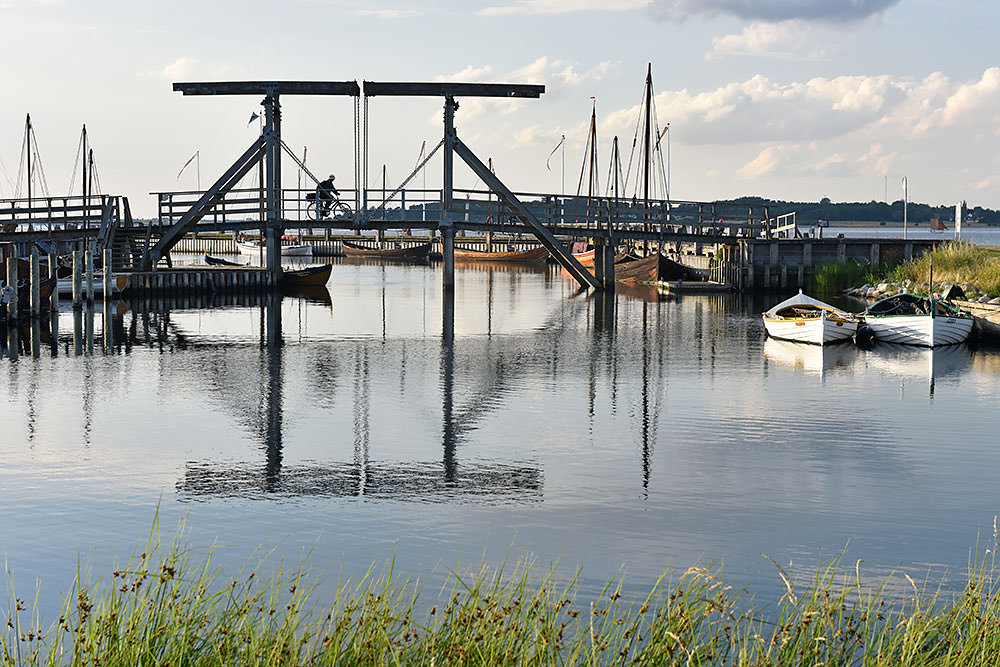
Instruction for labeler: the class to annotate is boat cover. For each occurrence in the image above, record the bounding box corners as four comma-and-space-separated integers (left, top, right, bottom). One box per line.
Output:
764, 290, 848, 318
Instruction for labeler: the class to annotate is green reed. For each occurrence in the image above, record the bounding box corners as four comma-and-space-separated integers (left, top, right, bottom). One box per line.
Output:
6, 516, 1000, 665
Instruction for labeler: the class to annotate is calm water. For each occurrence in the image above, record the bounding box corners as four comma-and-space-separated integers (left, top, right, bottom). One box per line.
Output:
3, 257, 1000, 616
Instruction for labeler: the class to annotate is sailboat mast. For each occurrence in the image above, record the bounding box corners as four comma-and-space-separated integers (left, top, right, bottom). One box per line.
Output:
587, 103, 597, 199
643, 63, 652, 211
612, 136, 620, 201
26, 114, 32, 207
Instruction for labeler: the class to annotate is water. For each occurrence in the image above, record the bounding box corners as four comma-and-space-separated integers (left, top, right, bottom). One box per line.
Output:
3, 257, 1000, 617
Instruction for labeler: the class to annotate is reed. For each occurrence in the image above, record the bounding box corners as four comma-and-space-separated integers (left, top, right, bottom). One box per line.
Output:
891, 241, 1000, 295
6, 517, 1000, 665
811, 259, 888, 293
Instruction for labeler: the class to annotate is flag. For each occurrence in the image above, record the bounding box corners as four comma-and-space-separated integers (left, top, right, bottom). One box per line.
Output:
654, 125, 669, 151
248, 112, 259, 126
546, 135, 565, 172
176, 151, 198, 180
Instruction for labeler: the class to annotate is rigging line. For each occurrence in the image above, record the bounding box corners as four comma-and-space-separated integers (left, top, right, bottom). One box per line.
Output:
0, 153, 14, 194
15, 124, 27, 199
68, 129, 84, 196
29, 124, 50, 197
279, 139, 322, 186
622, 80, 646, 199
359, 138, 443, 223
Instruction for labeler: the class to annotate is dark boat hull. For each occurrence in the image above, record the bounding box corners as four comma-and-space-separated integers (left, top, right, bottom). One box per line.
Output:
614, 253, 695, 284
280, 264, 332, 287
205, 254, 246, 267
342, 241, 432, 260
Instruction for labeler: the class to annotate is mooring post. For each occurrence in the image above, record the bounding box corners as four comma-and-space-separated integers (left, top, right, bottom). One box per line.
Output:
85, 249, 95, 303
6, 254, 18, 322
103, 249, 113, 301
442, 226, 455, 290
594, 238, 616, 290
72, 249, 83, 309
29, 250, 41, 317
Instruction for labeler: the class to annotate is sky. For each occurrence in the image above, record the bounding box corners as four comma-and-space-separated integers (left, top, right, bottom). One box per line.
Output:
1, 0, 998, 217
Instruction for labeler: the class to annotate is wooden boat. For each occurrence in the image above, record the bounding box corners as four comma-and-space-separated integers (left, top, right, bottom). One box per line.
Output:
453, 246, 550, 262
15, 274, 57, 310
236, 239, 313, 256
614, 253, 692, 284
205, 254, 246, 267
763, 290, 859, 345
863, 292, 972, 346
341, 240, 432, 260
280, 263, 332, 287
56, 273, 129, 296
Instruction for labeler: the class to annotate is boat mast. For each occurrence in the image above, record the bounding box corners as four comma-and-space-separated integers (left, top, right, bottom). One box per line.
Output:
26, 114, 32, 209
586, 101, 598, 229
642, 63, 653, 254
82, 124, 89, 227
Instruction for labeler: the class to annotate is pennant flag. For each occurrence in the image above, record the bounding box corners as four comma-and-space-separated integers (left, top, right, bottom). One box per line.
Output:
546, 135, 565, 172
654, 124, 669, 151
414, 140, 426, 170
176, 151, 198, 180
248, 112, 260, 126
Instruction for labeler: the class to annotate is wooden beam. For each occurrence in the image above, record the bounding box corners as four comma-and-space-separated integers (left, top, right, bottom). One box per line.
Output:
452, 136, 600, 290
173, 81, 361, 96
364, 82, 544, 98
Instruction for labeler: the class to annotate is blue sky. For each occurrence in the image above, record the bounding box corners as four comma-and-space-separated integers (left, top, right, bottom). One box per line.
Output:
1, 0, 998, 215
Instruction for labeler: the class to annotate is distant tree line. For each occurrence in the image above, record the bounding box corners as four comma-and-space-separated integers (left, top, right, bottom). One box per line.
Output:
718, 196, 1000, 225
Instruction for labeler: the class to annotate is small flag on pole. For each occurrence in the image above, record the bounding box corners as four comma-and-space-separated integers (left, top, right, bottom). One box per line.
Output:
546, 135, 565, 172
248, 112, 259, 126
176, 151, 198, 180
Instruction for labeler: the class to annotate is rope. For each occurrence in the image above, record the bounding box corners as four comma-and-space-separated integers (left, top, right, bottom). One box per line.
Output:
359, 138, 443, 223
68, 129, 84, 196
279, 139, 322, 186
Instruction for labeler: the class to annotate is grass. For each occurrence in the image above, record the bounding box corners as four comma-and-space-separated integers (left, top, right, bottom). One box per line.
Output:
812, 242, 1000, 295
7, 518, 1000, 665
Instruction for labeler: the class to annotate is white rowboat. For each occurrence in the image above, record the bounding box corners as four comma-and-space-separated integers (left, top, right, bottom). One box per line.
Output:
236, 240, 313, 256
762, 291, 859, 345
863, 293, 972, 347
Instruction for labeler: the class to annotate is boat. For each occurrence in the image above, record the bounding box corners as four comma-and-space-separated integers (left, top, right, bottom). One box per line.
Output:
863, 292, 972, 346
341, 240, 432, 261
763, 337, 857, 377
56, 273, 129, 296
614, 252, 693, 284
236, 238, 313, 256
762, 290, 859, 345
205, 254, 246, 267
279, 263, 332, 287
453, 246, 549, 262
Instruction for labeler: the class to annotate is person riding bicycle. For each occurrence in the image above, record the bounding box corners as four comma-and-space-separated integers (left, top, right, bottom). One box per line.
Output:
316, 174, 340, 218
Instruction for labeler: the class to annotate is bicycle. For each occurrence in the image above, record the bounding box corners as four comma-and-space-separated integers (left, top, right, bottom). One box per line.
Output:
305, 192, 353, 221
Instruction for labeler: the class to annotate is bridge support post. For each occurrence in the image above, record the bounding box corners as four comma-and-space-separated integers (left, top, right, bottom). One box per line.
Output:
103, 249, 113, 301
263, 92, 283, 288
594, 239, 616, 290
442, 226, 455, 290
85, 249, 95, 303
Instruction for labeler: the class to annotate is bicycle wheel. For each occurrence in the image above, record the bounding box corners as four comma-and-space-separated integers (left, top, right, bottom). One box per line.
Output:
306, 201, 323, 221
332, 201, 353, 218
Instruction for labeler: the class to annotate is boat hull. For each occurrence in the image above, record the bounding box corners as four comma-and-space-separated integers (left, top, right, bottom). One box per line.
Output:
763, 316, 858, 345
453, 246, 549, 262
237, 241, 313, 256
864, 314, 973, 346
280, 264, 332, 287
342, 241, 431, 260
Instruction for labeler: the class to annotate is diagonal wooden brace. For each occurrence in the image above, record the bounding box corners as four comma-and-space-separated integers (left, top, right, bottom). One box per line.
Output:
452, 137, 601, 290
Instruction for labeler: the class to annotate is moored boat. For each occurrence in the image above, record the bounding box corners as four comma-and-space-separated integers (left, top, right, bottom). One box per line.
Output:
762, 290, 859, 345
236, 239, 313, 256
341, 240, 432, 261
863, 292, 972, 346
205, 254, 246, 267
279, 263, 332, 287
453, 246, 549, 262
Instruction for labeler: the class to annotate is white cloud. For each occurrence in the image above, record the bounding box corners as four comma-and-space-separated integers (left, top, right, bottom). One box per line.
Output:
161, 57, 197, 80
914, 67, 1000, 134
480, 0, 646, 16
649, 0, 900, 23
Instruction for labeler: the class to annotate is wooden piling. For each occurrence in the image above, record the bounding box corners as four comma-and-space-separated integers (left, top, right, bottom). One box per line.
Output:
85, 249, 95, 303
5, 255, 17, 322
29, 250, 40, 317
103, 249, 112, 301
442, 226, 455, 290
72, 250, 83, 309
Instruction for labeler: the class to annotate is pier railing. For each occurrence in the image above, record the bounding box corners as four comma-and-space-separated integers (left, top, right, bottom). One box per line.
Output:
0, 194, 117, 234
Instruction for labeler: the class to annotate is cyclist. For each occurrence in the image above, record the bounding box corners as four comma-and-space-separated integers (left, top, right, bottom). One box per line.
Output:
316, 174, 340, 218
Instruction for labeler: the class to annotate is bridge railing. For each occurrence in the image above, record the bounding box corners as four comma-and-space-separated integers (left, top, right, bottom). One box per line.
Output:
146, 186, 790, 240
0, 194, 115, 233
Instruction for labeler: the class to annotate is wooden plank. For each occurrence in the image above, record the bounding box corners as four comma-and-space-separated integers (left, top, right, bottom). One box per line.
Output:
364, 81, 544, 98
174, 81, 361, 96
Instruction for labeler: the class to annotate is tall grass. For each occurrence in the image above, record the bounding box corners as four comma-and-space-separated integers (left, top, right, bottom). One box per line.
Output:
7, 517, 1000, 665
811, 259, 893, 293
892, 241, 1000, 295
